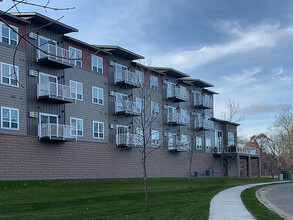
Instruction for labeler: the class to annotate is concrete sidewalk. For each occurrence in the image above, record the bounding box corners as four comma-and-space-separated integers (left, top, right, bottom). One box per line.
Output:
209, 181, 286, 220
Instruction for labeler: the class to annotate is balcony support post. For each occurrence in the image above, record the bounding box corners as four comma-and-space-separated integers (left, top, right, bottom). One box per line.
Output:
258, 157, 261, 177
247, 156, 252, 177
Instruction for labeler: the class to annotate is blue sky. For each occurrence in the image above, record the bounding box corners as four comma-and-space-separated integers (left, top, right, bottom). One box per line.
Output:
2, 0, 293, 137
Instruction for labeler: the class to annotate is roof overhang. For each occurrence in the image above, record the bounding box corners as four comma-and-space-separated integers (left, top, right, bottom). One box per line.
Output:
131, 62, 165, 75
0, 11, 30, 24
203, 89, 218, 95
182, 78, 214, 88
211, 118, 240, 126
63, 36, 111, 55
95, 45, 144, 60
11, 12, 78, 34
153, 67, 189, 78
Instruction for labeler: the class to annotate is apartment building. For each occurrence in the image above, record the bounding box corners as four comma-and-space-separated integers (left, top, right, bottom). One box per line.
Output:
0, 11, 260, 180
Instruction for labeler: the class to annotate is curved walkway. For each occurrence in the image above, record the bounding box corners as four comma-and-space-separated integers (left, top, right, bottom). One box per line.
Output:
209, 181, 287, 220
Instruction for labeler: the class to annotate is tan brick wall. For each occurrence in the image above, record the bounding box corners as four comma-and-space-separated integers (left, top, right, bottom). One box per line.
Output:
0, 134, 225, 180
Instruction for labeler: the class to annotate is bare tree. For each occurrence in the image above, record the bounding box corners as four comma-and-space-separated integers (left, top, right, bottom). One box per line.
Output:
221, 98, 245, 123
130, 61, 164, 212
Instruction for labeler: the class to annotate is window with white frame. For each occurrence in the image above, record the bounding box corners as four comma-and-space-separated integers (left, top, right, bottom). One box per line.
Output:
1, 62, 19, 87
151, 130, 159, 146
70, 117, 83, 137
206, 138, 211, 151
151, 101, 159, 117
1, 106, 19, 130
1, 22, 18, 46
70, 80, 83, 101
228, 132, 235, 146
93, 121, 104, 139
135, 70, 144, 85
92, 86, 104, 105
136, 97, 143, 113
91, 55, 103, 73
150, 75, 158, 91
196, 136, 202, 150
69, 46, 82, 67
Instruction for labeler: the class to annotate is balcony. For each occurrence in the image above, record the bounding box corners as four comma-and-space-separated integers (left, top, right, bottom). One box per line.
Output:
114, 70, 141, 88
115, 100, 140, 116
37, 82, 75, 103
168, 140, 190, 152
213, 146, 260, 156
37, 43, 72, 69
167, 112, 190, 126
38, 123, 77, 142
116, 133, 142, 147
167, 87, 189, 102
194, 117, 214, 131
194, 95, 213, 109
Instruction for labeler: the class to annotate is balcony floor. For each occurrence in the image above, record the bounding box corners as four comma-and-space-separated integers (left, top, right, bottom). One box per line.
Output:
167, 96, 188, 102
37, 57, 72, 69
115, 81, 139, 89
38, 96, 75, 104
39, 136, 76, 142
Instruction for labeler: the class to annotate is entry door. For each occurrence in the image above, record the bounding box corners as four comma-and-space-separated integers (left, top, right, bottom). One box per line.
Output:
115, 63, 127, 82
116, 93, 128, 112
39, 73, 58, 97
38, 36, 57, 59
167, 82, 176, 98
116, 125, 129, 145
167, 106, 176, 122
39, 113, 58, 137
215, 130, 223, 152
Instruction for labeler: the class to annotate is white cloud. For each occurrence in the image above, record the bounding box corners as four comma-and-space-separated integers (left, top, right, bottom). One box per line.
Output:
153, 21, 293, 69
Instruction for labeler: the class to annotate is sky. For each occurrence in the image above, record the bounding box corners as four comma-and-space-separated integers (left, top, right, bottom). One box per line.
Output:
2, 0, 293, 138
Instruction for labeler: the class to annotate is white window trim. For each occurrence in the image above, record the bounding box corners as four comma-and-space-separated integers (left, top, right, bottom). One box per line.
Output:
151, 101, 159, 117
92, 86, 104, 105
70, 117, 83, 137
0, 22, 18, 46
1, 62, 19, 87
69, 46, 82, 67
91, 55, 103, 74
151, 130, 159, 146
150, 75, 158, 91
93, 121, 104, 139
70, 80, 83, 101
1, 106, 19, 130
196, 136, 202, 150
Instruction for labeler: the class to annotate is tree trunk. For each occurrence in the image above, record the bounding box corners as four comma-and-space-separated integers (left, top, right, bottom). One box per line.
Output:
143, 154, 149, 212
188, 151, 193, 191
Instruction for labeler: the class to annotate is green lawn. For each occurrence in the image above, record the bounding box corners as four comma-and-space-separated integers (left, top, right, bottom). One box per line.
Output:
0, 177, 274, 220
241, 185, 283, 220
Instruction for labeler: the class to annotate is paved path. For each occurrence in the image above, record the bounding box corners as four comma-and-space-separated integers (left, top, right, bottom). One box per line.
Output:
209, 181, 287, 220
257, 183, 293, 220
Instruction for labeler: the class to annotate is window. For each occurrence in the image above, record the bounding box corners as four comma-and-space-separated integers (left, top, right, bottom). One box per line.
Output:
91, 55, 103, 73
206, 138, 211, 151
92, 86, 104, 105
151, 130, 159, 146
1, 107, 19, 130
1, 62, 19, 87
136, 98, 143, 113
215, 130, 223, 152
93, 121, 104, 139
70, 80, 83, 101
70, 117, 83, 137
135, 70, 144, 85
151, 101, 159, 117
1, 22, 18, 46
194, 91, 202, 105
196, 137, 202, 150
150, 75, 158, 91
168, 133, 177, 147
228, 132, 235, 147
69, 46, 82, 67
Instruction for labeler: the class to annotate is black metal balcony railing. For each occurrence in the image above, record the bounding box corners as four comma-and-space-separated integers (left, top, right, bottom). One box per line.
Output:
114, 70, 142, 88
213, 146, 260, 155
116, 133, 143, 147
167, 87, 189, 102
167, 112, 190, 126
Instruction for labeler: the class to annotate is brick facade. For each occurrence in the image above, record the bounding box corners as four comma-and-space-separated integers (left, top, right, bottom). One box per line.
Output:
0, 134, 223, 180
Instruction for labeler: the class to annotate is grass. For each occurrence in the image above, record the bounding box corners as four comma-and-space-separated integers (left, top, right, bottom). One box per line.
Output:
0, 177, 274, 220
241, 185, 283, 220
